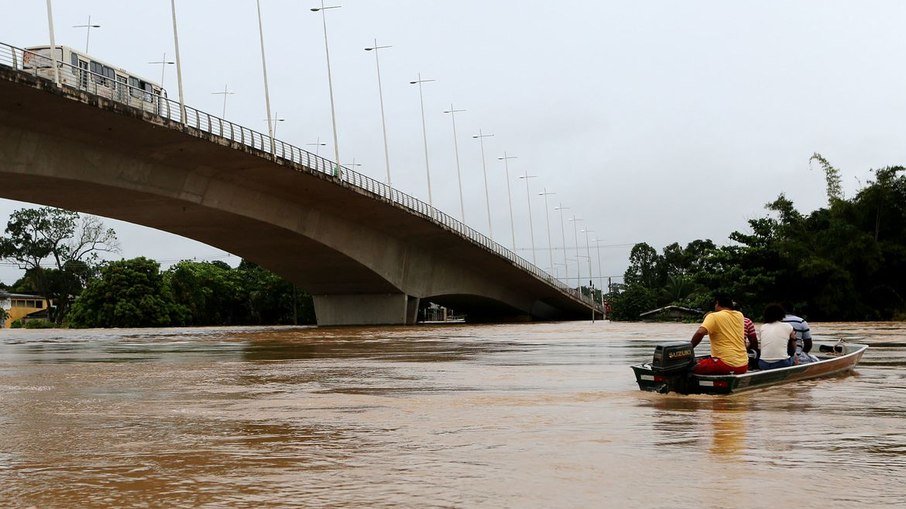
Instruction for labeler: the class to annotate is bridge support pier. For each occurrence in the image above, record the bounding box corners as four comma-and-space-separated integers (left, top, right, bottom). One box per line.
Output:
406, 296, 420, 325
312, 293, 419, 326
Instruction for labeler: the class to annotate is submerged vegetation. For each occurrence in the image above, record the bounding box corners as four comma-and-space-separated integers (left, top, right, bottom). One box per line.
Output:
608, 159, 906, 321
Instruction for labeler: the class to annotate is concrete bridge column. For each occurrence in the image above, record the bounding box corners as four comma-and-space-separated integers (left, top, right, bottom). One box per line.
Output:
312, 293, 419, 326
406, 296, 420, 325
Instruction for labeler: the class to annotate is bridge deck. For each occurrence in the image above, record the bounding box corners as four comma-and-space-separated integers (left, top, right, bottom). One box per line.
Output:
0, 42, 603, 324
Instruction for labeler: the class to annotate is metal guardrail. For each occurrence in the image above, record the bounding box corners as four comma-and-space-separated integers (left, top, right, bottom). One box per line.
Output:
0, 41, 602, 312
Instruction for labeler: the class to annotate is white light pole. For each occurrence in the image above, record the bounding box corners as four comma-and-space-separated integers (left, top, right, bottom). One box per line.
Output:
169, 0, 187, 124
582, 228, 595, 321
443, 104, 466, 222
148, 53, 174, 88
265, 114, 285, 138
73, 15, 100, 53
568, 215, 583, 289
498, 152, 518, 251
410, 73, 435, 206
212, 84, 235, 118
472, 130, 494, 239
311, 1, 342, 175
538, 188, 556, 274
554, 203, 570, 284
518, 173, 538, 265
255, 0, 275, 154
44, 0, 61, 87
307, 138, 326, 157
592, 237, 605, 313
365, 40, 392, 186
581, 228, 594, 288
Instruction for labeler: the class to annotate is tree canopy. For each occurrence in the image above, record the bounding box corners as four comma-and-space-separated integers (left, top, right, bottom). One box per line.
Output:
0, 206, 313, 328
0, 207, 119, 323
67, 257, 178, 328
608, 162, 906, 321
164, 259, 314, 326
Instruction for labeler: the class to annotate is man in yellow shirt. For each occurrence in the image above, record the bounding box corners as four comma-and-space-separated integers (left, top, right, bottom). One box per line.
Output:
690, 293, 749, 375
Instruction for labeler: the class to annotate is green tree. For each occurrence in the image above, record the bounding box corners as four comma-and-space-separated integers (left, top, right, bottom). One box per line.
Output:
164, 259, 316, 326
166, 260, 244, 325
624, 243, 662, 289
236, 260, 315, 325
67, 257, 177, 328
610, 160, 906, 321
0, 207, 118, 323
607, 284, 656, 321
810, 152, 844, 205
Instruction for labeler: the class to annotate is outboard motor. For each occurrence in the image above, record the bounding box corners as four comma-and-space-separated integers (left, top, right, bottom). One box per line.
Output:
632, 342, 696, 393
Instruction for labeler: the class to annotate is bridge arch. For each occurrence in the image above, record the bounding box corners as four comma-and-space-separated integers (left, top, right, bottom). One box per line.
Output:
0, 64, 599, 325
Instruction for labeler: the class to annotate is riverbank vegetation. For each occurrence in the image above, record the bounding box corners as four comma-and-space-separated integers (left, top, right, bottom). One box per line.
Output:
607, 158, 906, 321
1, 206, 315, 328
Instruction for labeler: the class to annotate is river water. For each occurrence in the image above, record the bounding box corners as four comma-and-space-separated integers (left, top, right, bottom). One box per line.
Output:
0, 321, 904, 508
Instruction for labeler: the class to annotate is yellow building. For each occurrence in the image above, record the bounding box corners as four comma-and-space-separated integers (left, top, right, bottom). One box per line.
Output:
0, 292, 51, 328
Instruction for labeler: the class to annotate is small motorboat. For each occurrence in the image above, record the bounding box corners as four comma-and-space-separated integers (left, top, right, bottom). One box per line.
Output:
631, 341, 869, 395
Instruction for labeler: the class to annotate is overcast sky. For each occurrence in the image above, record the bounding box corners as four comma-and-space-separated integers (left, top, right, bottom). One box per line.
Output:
3, 1, 906, 287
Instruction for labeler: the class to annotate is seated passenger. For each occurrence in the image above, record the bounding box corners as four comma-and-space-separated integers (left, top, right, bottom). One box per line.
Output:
690, 293, 749, 375
733, 301, 760, 369
782, 303, 819, 364
758, 303, 797, 370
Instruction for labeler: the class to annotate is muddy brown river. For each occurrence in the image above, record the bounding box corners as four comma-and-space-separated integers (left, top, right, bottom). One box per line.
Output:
1, 321, 904, 508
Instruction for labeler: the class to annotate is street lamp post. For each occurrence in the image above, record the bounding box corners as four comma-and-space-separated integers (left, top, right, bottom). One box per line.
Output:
410, 73, 435, 206
582, 228, 594, 288
148, 53, 174, 88
592, 237, 605, 314
364, 40, 392, 186
44, 0, 61, 87
554, 203, 570, 284
518, 173, 538, 265
538, 188, 556, 274
443, 104, 466, 222
265, 114, 285, 138
212, 84, 235, 118
254, 0, 275, 154
498, 152, 518, 251
582, 228, 595, 322
472, 130, 494, 239
568, 215, 583, 290
307, 137, 326, 157
73, 15, 100, 53
311, 1, 342, 175
581, 229, 594, 289
169, 0, 187, 125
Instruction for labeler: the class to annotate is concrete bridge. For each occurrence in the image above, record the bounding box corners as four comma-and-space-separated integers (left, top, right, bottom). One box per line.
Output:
0, 43, 602, 325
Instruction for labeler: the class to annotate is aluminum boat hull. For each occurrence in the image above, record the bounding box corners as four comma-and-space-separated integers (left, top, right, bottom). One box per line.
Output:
631, 342, 868, 395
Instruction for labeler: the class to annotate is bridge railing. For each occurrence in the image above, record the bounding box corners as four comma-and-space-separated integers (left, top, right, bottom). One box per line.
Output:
0, 41, 602, 311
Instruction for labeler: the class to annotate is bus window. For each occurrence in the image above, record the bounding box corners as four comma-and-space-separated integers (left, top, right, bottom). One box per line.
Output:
117, 75, 128, 101
90, 61, 104, 85
129, 77, 142, 98
78, 60, 89, 88
89, 62, 115, 87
